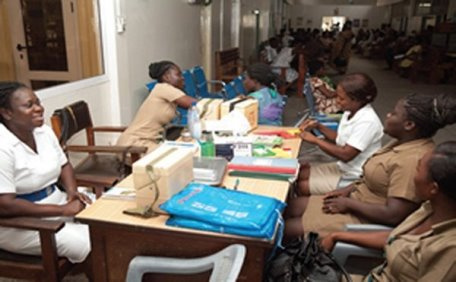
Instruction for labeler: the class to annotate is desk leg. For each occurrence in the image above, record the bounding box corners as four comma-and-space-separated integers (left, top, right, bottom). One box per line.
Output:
89, 227, 108, 282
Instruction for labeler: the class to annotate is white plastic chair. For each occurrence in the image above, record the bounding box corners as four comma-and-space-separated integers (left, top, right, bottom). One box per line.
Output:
332, 224, 392, 275
125, 244, 246, 282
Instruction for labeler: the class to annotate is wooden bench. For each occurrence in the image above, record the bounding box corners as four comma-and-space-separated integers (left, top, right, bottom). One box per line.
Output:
215, 48, 243, 82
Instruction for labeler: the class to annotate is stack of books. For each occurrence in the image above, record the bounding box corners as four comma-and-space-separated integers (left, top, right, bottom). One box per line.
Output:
227, 156, 299, 181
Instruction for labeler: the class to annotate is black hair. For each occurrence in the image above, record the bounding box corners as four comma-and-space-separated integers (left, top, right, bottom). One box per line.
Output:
308, 60, 324, 76
0, 82, 26, 124
403, 93, 456, 138
148, 61, 176, 82
338, 73, 377, 105
246, 63, 280, 89
429, 141, 456, 201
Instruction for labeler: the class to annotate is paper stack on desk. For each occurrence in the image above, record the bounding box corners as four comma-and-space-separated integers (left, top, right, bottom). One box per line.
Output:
227, 156, 299, 181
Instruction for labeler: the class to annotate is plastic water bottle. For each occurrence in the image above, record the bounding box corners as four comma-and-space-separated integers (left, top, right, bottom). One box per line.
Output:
187, 102, 202, 140
200, 131, 215, 157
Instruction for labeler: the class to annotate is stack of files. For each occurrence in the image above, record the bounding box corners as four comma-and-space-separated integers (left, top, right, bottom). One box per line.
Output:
227, 156, 299, 181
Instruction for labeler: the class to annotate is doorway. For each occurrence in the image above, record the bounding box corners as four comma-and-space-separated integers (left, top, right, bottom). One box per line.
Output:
321, 16, 347, 32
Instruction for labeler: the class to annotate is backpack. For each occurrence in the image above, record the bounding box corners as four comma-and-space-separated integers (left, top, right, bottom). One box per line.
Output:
265, 232, 352, 282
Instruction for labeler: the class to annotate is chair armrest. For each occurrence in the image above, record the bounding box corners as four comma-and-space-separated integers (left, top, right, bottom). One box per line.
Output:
0, 217, 64, 232
65, 145, 147, 154
345, 224, 392, 232
92, 126, 127, 133
207, 80, 226, 87
332, 242, 383, 268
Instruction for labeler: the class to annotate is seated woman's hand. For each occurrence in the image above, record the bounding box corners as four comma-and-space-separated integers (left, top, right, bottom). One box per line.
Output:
299, 131, 319, 144
67, 191, 92, 205
322, 196, 350, 214
62, 199, 86, 216
320, 233, 338, 253
299, 119, 318, 132
323, 184, 353, 199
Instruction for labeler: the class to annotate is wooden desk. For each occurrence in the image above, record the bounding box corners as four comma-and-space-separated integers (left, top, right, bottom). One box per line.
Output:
76, 126, 301, 281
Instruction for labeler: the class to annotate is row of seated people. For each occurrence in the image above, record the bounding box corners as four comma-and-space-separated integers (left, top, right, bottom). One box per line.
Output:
284, 69, 456, 280
357, 26, 456, 84
0, 73, 455, 280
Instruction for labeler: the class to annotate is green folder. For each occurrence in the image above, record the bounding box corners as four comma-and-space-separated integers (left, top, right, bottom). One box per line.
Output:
228, 170, 292, 181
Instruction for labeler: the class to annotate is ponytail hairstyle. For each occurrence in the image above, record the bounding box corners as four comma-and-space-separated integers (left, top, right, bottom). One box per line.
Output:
338, 73, 377, 105
148, 61, 176, 82
403, 93, 456, 138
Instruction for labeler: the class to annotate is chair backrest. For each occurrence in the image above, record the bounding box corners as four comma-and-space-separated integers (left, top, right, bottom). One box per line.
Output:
51, 101, 93, 146
302, 72, 316, 116
224, 82, 238, 100
192, 66, 209, 97
233, 75, 246, 95
126, 244, 246, 282
182, 69, 198, 98
146, 81, 157, 92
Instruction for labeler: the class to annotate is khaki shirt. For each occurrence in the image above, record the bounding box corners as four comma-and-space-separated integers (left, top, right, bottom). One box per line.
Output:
368, 201, 456, 281
351, 139, 434, 205
116, 83, 185, 152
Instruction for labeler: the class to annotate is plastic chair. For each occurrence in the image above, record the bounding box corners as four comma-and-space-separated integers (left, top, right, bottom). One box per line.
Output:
233, 75, 246, 95
125, 244, 246, 282
192, 66, 226, 99
332, 224, 392, 275
224, 81, 238, 100
145, 81, 157, 92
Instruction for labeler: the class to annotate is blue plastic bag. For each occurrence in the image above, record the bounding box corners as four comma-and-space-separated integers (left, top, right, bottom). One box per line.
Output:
160, 183, 286, 239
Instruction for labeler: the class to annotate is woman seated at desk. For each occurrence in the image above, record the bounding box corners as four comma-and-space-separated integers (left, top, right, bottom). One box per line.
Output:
297, 73, 383, 196
321, 141, 456, 281
0, 82, 91, 265
244, 63, 285, 126
285, 93, 456, 240
116, 60, 196, 153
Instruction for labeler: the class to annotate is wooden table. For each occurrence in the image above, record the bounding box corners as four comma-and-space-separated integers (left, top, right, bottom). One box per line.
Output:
76, 126, 301, 281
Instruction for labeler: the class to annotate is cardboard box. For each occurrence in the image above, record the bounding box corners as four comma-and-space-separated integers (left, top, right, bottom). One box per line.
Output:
221, 98, 259, 129
196, 98, 223, 121
132, 144, 194, 212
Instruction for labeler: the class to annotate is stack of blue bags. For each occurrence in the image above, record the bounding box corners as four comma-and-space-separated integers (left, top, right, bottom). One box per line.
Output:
160, 183, 286, 240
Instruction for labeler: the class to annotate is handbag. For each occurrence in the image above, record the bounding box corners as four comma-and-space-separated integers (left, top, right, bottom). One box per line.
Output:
265, 232, 352, 282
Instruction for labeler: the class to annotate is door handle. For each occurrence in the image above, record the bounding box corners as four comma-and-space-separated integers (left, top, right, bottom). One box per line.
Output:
16, 44, 27, 51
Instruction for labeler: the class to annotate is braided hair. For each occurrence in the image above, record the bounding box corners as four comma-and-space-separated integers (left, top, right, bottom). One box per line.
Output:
148, 61, 176, 82
338, 73, 377, 105
0, 82, 26, 124
403, 93, 456, 138
246, 63, 281, 89
429, 141, 456, 201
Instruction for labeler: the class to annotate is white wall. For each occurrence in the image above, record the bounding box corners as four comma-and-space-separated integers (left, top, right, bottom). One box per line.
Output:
120, 0, 203, 123
290, 4, 390, 31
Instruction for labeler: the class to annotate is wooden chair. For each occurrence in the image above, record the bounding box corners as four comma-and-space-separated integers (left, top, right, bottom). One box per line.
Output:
215, 48, 243, 83
51, 101, 147, 197
410, 46, 445, 84
0, 217, 73, 281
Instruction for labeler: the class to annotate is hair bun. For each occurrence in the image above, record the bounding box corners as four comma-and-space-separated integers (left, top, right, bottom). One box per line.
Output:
148, 61, 174, 80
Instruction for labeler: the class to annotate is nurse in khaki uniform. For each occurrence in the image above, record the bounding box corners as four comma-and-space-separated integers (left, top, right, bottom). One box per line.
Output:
285, 93, 456, 239
321, 141, 456, 281
116, 61, 196, 153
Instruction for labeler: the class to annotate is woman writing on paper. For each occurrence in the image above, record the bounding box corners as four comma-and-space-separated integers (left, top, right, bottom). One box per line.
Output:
117, 61, 197, 153
0, 82, 91, 267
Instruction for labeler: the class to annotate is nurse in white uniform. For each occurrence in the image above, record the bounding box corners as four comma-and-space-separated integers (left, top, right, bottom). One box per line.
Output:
0, 82, 91, 265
